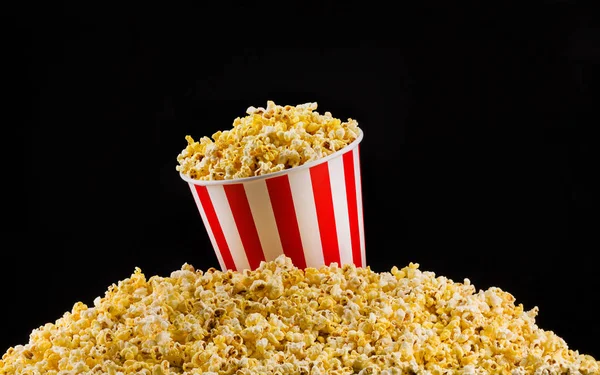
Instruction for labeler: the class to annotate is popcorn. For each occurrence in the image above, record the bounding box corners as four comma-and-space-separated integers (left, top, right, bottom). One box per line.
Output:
1, 256, 598, 375
176, 101, 361, 181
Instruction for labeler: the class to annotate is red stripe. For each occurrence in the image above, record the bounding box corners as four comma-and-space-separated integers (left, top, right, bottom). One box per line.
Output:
194, 185, 237, 271
310, 162, 341, 265
357, 145, 365, 254
343, 150, 362, 267
266, 175, 307, 269
223, 184, 265, 270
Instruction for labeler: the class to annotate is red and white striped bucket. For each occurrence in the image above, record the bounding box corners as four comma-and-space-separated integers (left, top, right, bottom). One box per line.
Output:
180, 130, 365, 271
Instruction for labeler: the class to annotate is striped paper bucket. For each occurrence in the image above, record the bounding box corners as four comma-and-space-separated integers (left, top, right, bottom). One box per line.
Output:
180, 130, 365, 271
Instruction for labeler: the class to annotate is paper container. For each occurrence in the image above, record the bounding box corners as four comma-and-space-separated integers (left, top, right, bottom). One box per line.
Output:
180, 130, 365, 271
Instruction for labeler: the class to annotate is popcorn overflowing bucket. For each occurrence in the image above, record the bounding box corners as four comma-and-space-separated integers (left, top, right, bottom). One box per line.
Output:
180, 130, 365, 271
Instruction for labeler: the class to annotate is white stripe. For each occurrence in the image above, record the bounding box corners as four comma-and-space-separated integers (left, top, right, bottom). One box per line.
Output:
288, 168, 324, 268
244, 180, 284, 262
354, 147, 366, 267
328, 156, 353, 267
189, 184, 226, 271
207, 185, 251, 271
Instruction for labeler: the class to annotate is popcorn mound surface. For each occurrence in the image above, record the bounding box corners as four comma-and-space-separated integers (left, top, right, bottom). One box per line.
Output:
176, 101, 360, 181
1, 256, 598, 375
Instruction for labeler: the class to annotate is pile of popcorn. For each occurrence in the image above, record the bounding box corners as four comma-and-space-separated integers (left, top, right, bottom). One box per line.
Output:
1, 255, 598, 375
176, 101, 361, 181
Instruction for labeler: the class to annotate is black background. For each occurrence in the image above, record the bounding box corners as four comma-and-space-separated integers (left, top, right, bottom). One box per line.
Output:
6, 1, 599, 361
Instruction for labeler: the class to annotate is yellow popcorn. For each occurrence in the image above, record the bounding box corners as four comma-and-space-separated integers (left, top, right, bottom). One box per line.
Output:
176, 101, 361, 181
1, 255, 598, 375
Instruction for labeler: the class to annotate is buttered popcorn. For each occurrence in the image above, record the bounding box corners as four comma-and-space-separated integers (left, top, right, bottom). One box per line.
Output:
176, 101, 360, 180
2, 256, 598, 375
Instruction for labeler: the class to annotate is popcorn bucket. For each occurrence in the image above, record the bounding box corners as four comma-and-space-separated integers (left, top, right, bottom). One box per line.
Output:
180, 130, 365, 271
